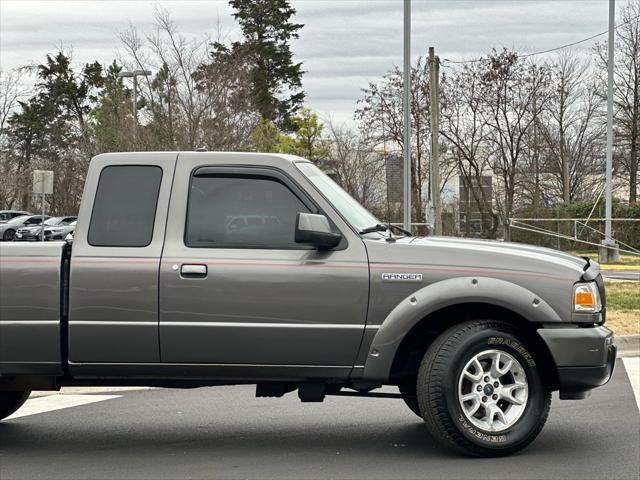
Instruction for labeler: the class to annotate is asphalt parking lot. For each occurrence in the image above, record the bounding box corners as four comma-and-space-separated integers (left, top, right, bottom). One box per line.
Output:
1, 360, 638, 480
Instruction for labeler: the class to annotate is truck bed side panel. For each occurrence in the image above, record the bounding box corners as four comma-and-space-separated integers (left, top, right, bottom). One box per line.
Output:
0, 242, 64, 375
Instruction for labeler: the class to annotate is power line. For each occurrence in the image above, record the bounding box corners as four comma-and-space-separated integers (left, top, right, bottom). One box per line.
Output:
519, 30, 609, 58
442, 13, 640, 65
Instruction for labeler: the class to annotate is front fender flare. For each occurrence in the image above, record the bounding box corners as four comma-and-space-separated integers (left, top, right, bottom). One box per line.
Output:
361, 276, 561, 382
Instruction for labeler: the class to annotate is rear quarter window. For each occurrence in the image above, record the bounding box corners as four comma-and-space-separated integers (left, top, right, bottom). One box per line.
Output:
88, 165, 162, 247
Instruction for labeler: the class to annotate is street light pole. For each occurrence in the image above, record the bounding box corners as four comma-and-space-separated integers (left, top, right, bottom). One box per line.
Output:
429, 47, 442, 236
118, 69, 152, 147
402, 0, 412, 232
133, 74, 138, 126
600, 0, 618, 262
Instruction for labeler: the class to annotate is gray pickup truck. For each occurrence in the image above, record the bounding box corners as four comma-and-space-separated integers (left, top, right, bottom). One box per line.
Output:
0, 152, 616, 456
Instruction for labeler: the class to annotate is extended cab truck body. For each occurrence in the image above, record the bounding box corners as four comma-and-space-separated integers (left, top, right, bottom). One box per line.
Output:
0, 152, 616, 456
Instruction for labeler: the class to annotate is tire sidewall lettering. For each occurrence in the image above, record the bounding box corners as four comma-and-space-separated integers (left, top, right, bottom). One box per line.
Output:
487, 336, 536, 368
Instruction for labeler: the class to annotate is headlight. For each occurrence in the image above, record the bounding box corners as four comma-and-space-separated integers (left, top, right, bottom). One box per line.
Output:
573, 282, 602, 313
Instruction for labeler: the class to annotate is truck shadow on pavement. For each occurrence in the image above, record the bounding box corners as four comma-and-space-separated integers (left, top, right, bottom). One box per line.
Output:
0, 412, 596, 458
1, 368, 638, 479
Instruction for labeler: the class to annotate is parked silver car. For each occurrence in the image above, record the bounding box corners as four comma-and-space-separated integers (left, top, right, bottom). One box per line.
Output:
0, 210, 31, 224
15, 216, 77, 241
46, 219, 77, 241
0, 214, 49, 241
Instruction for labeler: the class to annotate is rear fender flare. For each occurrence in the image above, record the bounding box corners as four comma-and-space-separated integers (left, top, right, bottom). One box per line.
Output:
362, 276, 561, 381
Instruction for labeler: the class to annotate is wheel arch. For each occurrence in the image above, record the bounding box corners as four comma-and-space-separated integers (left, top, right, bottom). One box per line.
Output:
389, 303, 559, 390
361, 276, 560, 390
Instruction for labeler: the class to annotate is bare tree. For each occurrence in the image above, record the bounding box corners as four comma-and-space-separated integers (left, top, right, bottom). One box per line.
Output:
355, 58, 431, 224
0, 70, 28, 136
118, 7, 258, 151
325, 121, 386, 213
539, 53, 605, 203
0, 69, 30, 208
441, 62, 500, 237
479, 50, 550, 232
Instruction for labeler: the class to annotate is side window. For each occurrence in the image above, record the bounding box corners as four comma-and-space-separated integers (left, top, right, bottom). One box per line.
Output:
185, 174, 311, 248
88, 165, 162, 247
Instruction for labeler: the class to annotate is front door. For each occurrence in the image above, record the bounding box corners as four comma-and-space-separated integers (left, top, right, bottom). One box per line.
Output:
159, 155, 370, 370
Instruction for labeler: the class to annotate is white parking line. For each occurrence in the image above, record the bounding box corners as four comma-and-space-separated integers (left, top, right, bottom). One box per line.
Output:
622, 357, 640, 411
6, 394, 120, 420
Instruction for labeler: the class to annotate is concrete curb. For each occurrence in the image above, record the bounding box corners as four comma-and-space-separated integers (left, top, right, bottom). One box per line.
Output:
616, 334, 640, 357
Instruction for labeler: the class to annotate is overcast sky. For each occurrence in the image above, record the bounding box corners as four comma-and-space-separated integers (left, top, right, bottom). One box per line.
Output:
0, 0, 628, 124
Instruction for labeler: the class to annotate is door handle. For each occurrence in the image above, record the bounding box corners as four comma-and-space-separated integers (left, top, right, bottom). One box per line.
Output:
180, 264, 207, 278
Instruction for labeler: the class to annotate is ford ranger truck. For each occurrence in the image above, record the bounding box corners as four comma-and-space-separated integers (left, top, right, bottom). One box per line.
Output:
0, 152, 616, 456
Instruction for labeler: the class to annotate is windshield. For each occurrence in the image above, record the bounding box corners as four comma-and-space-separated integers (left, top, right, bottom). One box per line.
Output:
44, 217, 63, 226
7, 215, 30, 225
296, 162, 380, 232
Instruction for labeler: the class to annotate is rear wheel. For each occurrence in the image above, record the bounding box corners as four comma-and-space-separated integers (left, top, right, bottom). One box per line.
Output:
3, 229, 16, 241
0, 391, 31, 421
417, 320, 551, 457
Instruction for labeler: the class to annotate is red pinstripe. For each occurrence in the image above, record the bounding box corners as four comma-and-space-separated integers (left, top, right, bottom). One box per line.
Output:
0, 258, 574, 281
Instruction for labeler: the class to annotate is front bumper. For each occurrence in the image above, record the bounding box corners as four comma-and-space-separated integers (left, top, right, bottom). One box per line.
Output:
15, 231, 42, 241
538, 325, 616, 399
14, 236, 41, 241
15, 232, 55, 241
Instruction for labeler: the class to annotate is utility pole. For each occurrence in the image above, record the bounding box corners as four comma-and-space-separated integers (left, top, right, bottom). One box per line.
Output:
118, 69, 152, 147
429, 47, 442, 235
533, 94, 540, 210
41, 191, 46, 242
600, 0, 619, 262
402, 0, 412, 233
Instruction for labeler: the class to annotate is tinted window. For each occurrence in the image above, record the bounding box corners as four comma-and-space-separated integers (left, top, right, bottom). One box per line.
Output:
25, 216, 45, 225
88, 165, 162, 247
186, 175, 310, 248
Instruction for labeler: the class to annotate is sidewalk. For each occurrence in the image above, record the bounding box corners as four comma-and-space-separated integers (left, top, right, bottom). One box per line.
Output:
617, 334, 640, 357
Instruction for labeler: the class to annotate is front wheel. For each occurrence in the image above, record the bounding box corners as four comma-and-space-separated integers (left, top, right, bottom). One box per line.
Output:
0, 391, 31, 421
417, 320, 551, 457
3, 229, 16, 241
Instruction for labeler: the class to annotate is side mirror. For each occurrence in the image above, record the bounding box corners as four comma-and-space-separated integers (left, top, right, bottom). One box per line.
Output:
295, 212, 342, 249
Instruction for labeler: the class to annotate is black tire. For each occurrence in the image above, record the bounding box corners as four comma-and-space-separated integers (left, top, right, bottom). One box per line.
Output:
0, 390, 31, 421
3, 229, 16, 241
417, 320, 551, 457
398, 380, 421, 418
